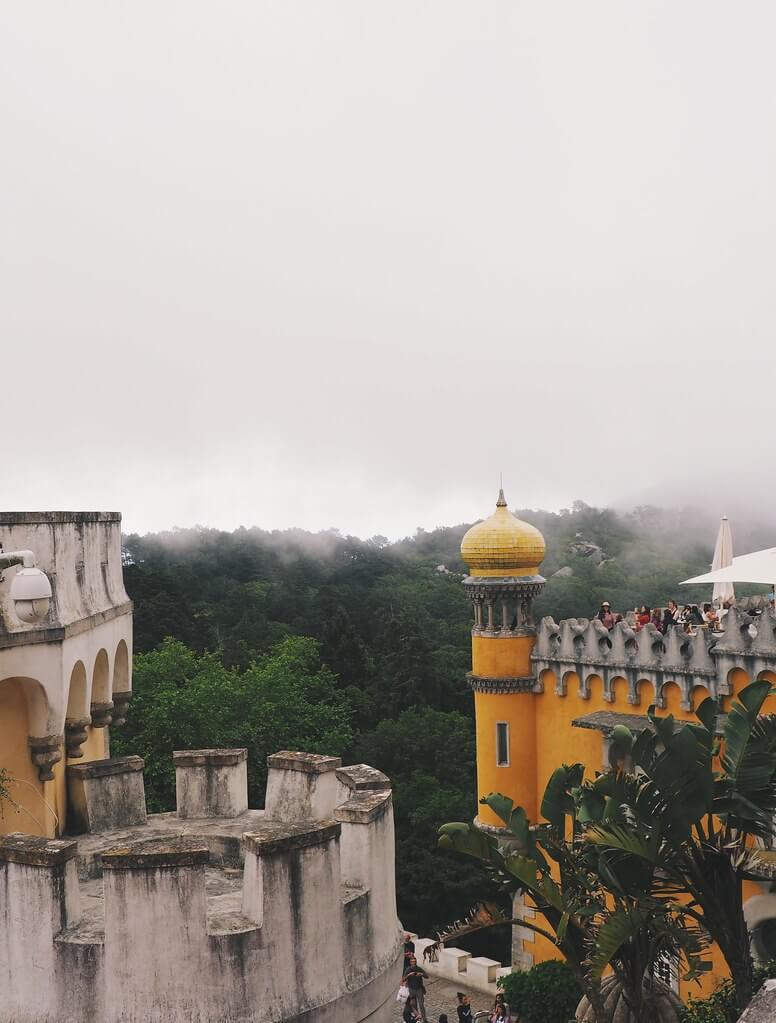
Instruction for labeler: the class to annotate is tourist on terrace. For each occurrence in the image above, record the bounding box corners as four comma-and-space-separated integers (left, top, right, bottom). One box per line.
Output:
456, 992, 473, 1023
404, 932, 416, 967
663, 600, 679, 631
651, 607, 665, 633
635, 605, 651, 630
703, 603, 719, 628
404, 955, 428, 1021
596, 601, 616, 630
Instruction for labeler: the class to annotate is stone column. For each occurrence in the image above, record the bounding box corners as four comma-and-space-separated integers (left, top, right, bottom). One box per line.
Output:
173, 748, 248, 819
0, 834, 80, 1020
264, 751, 341, 822
336, 789, 398, 973
242, 821, 344, 1010
486, 600, 495, 632
103, 838, 210, 1020
67, 755, 146, 833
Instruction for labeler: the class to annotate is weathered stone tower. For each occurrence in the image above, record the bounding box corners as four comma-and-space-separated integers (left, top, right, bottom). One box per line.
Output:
460, 489, 546, 827
0, 512, 133, 838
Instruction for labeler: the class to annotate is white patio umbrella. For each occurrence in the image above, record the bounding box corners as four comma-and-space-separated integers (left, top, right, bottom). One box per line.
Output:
680, 547, 776, 589
711, 515, 734, 605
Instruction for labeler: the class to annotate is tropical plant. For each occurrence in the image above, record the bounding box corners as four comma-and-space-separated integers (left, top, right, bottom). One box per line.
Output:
679, 960, 776, 1023
438, 767, 709, 1023
593, 680, 776, 1015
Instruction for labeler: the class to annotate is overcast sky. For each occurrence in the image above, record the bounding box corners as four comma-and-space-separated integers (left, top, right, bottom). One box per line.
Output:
2, 3, 774, 538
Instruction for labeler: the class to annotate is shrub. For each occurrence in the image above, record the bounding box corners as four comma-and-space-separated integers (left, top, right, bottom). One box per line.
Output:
680, 961, 776, 1023
498, 959, 581, 1023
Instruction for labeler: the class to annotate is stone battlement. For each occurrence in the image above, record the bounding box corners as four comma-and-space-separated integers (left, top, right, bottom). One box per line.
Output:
532, 608, 776, 710
0, 749, 402, 1023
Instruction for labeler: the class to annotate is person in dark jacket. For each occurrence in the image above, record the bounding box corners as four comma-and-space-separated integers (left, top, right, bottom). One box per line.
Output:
403, 956, 428, 1021
456, 992, 473, 1022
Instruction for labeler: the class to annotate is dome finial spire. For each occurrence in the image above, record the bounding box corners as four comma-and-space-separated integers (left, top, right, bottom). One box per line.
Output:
497, 473, 507, 507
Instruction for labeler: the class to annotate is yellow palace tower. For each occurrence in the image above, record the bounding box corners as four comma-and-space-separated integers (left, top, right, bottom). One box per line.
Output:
460, 488, 546, 829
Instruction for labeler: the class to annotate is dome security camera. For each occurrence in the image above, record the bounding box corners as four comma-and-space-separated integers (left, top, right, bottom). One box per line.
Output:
10, 566, 52, 623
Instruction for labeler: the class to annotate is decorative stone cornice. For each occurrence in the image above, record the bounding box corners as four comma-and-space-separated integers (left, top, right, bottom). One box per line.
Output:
467, 672, 537, 694
64, 717, 91, 759
111, 691, 131, 727
464, 578, 545, 600
27, 734, 63, 781
531, 609, 776, 710
90, 701, 114, 728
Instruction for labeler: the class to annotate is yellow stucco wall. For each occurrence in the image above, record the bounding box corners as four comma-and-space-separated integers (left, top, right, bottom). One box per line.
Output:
77, 725, 108, 764
475, 690, 537, 823
516, 665, 776, 1001
0, 679, 51, 837
472, 634, 534, 678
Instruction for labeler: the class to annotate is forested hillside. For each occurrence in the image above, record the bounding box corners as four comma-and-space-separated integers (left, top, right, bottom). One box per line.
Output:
115, 501, 770, 943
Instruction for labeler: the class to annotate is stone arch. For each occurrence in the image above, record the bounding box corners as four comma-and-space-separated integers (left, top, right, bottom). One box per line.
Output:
727, 667, 749, 700
691, 684, 710, 714
608, 675, 628, 706
111, 639, 132, 727
539, 668, 556, 695
635, 679, 656, 708
0, 678, 55, 835
90, 649, 113, 728
65, 661, 90, 759
559, 670, 577, 697
0, 675, 61, 785
579, 672, 603, 701
113, 639, 130, 693
587, 673, 603, 703
660, 681, 685, 717
66, 661, 89, 720
0, 674, 52, 736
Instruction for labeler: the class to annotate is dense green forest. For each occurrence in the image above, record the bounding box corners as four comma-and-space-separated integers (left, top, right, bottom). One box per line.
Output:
114, 500, 771, 947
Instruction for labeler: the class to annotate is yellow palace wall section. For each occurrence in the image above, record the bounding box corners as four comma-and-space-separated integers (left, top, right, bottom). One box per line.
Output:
0, 678, 107, 838
513, 665, 776, 1002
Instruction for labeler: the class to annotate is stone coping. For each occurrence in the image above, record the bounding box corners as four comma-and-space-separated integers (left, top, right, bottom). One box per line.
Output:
336, 764, 391, 792
173, 748, 247, 767
0, 833, 78, 866
67, 755, 144, 779
267, 751, 341, 774
101, 837, 210, 869
467, 673, 536, 693
335, 791, 391, 824
0, 511, 121, 524
572, 710, 727, 736
463, 574, 546, 585
243, 820, 340, 856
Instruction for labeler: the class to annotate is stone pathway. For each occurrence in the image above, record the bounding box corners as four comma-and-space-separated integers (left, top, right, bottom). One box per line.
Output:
392, 974, 494, 1021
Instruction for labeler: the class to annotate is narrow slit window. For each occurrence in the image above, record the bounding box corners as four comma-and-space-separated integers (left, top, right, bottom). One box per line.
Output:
496, 722, 510, 766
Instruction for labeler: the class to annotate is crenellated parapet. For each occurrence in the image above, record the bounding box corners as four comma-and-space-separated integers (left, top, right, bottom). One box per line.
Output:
0, 748, 402, 1023
531, 608, 776, 710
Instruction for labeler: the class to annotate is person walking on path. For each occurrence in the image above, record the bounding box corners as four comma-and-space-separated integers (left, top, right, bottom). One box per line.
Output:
404, 955, 429, 1021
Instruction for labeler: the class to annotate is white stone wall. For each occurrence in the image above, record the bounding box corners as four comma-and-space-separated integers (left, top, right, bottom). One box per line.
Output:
0, 752, 403, 1023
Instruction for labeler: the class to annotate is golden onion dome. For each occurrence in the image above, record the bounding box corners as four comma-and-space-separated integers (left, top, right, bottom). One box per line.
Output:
460, 489, 545, 576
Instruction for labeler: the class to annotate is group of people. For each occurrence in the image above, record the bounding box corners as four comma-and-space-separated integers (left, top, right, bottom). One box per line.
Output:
400, 936, 514, 1022
596, 599, 732, 635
